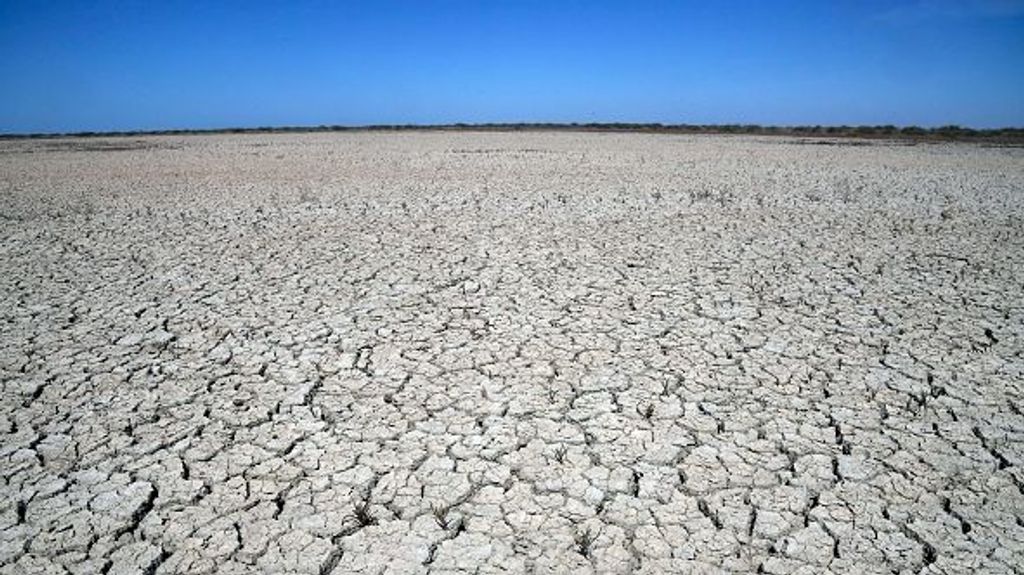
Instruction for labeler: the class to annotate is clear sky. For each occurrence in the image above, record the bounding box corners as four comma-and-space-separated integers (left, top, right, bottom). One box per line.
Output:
1, 0, 1022, 133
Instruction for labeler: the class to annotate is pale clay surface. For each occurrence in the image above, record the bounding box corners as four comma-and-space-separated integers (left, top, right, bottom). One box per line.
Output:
0, 132, 1022, 574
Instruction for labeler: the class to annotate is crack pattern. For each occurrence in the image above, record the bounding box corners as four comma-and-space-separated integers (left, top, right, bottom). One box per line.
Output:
1, 132, 1023, 574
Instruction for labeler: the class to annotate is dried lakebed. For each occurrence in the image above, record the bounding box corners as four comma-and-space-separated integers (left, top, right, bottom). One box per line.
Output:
1, 132, 1022, 574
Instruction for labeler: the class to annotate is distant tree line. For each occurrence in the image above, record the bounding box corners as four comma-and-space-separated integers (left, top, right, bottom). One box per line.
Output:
3, 123, 1022, 143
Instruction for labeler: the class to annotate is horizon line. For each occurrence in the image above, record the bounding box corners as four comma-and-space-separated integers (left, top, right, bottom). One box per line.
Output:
2, 122, 1023, 141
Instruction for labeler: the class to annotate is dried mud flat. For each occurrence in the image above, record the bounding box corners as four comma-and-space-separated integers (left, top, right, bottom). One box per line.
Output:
1, 132, 1022, 574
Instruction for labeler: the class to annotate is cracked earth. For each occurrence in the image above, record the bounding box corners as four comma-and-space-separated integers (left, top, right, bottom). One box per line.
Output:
1, 132, 1023, 574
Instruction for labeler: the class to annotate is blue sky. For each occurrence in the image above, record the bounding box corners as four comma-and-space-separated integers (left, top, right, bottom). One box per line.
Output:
1, 0, 1022, 133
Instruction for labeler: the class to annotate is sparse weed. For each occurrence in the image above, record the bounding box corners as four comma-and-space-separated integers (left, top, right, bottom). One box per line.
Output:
432, 504, 450, 529
351, 499, 377, 527
574, 527, 599, 559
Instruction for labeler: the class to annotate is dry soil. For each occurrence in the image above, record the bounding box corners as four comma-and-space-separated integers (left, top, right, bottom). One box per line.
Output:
1, 132, 1023, 574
